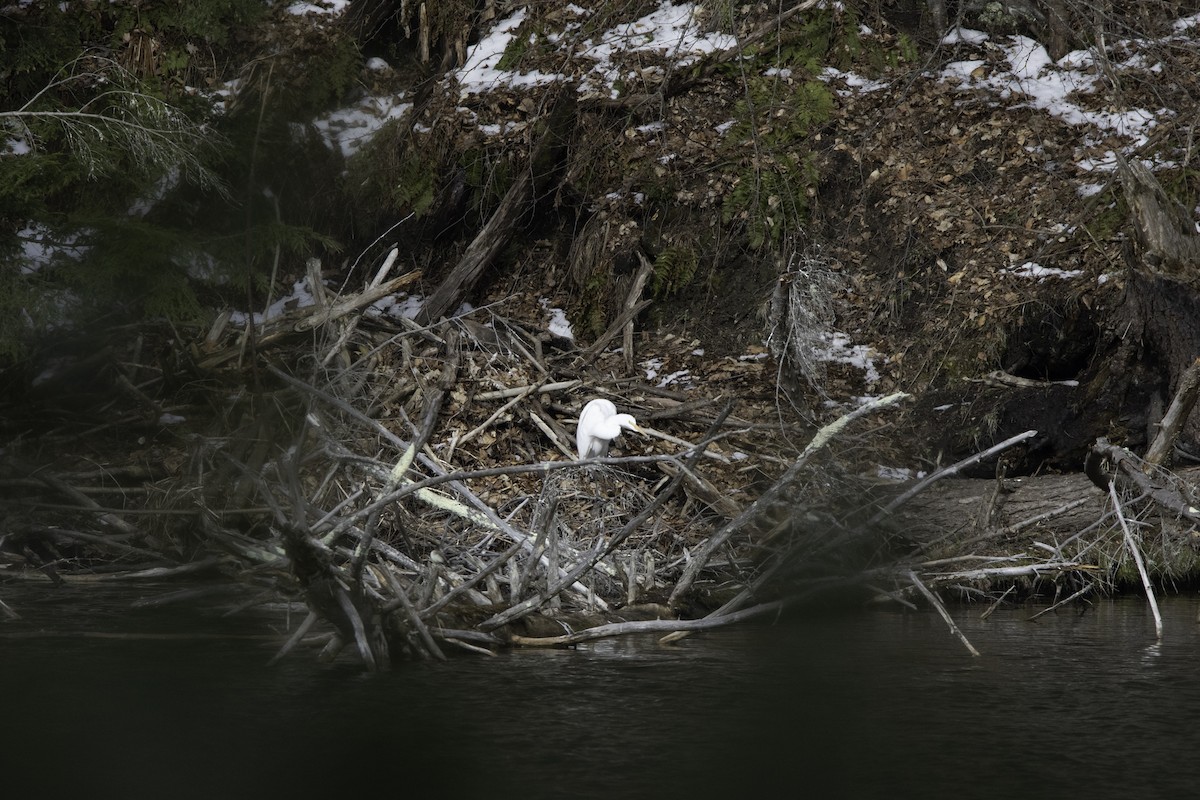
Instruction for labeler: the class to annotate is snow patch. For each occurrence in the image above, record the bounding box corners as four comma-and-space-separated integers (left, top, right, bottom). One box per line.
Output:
820, 331, 881, 385
942, 32, 1161, 149
230, 279, 319, 327
371, 293, 425, 321
642, 356, 663, 381
313, 96, 411, 159
17, 223, 91, 275
540, 298, 574, 341
942, 26, 989, 45
286, 0, 348, 15
876, 465, 925, 481
820, 66, 888, 94
658, 369, 691, 387
577, 2, 738, 97
456, 9, 560, 98
1006, 262, 1082, 281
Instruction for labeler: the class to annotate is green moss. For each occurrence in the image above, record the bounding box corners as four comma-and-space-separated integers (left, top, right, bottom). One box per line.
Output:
462, 148, 515, 216
722, 141, 824, 251
579, 267, 613, 339
497, 30, 532, 71
893, 33, 920, 69
1079, 188, 1127, 245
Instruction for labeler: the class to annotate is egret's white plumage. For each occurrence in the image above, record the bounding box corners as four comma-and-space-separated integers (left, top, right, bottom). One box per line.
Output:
576, 398, 642, 459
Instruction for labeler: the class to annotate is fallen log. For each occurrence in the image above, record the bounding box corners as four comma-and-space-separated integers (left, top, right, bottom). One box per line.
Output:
887, 470, 1108, 548
198, 268, 422, 370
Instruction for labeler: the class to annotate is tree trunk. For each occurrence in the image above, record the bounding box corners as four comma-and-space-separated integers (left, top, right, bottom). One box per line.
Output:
416, 86, 577, 325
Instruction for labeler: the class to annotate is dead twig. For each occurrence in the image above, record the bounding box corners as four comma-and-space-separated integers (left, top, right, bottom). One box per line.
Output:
378, 563, 445, 661
1145, 357, 1200, 466
268, 611, 319, 666
1091, 439, 1200, 524
624, 253, 655, 374
201, 270, 421, 370
475, 380, 581, 401
1109, 482, 1163, 640
509, 599, 787, 647
1027, 583, 1093, 621
670, 392, 909, 607
575, 299, 654, 368
979, 585, 1016, 620
908, 570, 981, 657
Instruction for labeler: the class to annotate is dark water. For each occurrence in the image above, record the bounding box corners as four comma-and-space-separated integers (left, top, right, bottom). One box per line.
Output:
2, 583, 1199, 799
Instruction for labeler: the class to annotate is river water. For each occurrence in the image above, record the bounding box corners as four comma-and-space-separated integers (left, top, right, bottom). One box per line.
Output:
2, 582, 1198, 799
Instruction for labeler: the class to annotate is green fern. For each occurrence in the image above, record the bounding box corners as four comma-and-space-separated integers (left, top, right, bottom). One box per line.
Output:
714, 4, 921, 252
721, 75, 828, 250
391, 153, 438, 217
651, 245, 699, 298
714, 9, 836, 251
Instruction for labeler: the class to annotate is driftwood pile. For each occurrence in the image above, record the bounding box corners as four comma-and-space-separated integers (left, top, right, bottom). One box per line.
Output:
5, 245, 1200, 666
174, 247, 927, 667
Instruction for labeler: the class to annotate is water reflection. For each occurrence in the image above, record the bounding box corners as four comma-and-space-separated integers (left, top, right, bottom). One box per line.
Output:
2, 584, 1199, 799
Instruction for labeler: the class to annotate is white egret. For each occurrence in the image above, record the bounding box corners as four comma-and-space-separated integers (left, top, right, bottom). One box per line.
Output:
576, 398, 642, 459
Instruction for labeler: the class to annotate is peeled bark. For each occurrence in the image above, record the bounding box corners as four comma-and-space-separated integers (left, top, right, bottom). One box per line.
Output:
1116, 151, 1200, 277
